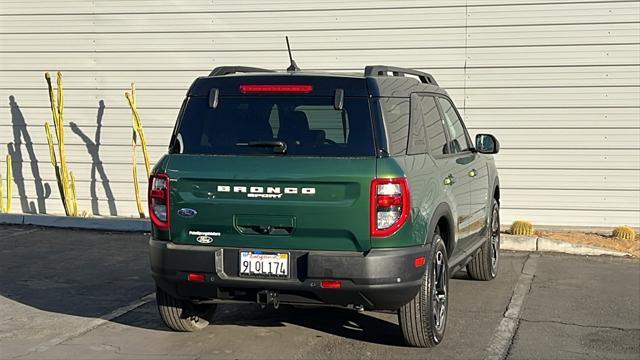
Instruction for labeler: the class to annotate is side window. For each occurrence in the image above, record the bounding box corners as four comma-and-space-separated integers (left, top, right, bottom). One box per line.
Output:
438, 97, 470, 153
378, 97, 410, 156
420, 95, 449, 156
407, 94, 427, 155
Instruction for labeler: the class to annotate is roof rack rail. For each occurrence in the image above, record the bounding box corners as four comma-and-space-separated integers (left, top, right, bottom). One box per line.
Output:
364, 65, 438, 86
209, 66, 274, 77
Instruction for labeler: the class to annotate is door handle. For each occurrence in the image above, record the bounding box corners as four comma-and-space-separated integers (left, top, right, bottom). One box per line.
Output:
444, 174, 456, 186
469, 169, 477, 177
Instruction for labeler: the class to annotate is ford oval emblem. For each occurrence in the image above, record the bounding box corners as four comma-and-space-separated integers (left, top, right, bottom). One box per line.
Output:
177, 208, 197, 218
196, 235, 214, 244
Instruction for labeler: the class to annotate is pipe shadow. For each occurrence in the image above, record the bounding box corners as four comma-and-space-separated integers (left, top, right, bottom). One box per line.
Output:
7, 95, 51, 214
69, 100, 117, 216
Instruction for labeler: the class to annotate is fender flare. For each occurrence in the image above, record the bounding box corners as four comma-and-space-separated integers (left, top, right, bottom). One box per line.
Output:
426, 202, 456, 254
491, 176, 500, 204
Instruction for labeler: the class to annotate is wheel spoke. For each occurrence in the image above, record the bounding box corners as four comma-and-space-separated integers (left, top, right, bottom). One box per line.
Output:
431, 249, 448, 331
490, 205, 500, 274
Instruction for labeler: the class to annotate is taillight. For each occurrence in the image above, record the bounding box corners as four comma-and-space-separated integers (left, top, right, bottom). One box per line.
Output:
370, 178, 410, 237
148, 173, 170, 230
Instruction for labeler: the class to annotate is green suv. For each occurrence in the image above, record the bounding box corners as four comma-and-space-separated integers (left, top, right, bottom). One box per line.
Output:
149, 65, 501, 347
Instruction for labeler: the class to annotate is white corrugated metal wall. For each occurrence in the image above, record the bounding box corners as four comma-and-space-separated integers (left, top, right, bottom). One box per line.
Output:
0, 0, 639, 227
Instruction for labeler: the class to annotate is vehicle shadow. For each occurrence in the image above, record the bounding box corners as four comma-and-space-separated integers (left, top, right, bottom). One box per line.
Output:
211, 304, 405, 346
116, 297, 406, 346
0, 226, 405, 346
0, 227, 152, 321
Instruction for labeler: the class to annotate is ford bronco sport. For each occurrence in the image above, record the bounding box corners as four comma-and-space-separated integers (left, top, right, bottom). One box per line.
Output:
149, 65, 501, 347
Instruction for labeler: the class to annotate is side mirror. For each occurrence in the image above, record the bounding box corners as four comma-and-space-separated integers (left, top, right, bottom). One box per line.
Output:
475, 134, 499, 154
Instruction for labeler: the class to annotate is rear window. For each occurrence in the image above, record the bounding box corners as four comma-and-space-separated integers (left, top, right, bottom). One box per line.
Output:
174, 96, 375, 157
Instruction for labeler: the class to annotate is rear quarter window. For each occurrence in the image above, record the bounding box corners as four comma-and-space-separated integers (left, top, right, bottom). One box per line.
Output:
377, 97, 410, 156
421, 95, 449, 156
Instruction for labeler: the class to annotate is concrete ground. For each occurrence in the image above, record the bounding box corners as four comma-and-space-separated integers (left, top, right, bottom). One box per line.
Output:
0, 225, 638, 360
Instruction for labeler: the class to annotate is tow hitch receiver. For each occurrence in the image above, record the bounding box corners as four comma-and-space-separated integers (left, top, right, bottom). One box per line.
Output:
257, 290, 280, 309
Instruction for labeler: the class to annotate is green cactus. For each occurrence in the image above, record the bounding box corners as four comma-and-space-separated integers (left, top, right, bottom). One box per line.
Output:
612, 226, 636, 240
510, 220, 535, 236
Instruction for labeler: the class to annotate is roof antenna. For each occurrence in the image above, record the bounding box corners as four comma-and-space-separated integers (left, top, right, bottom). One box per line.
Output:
285, 36, 300, 72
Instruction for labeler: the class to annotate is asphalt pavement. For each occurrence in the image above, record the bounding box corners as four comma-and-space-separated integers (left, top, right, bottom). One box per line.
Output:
0, 225, 638, 359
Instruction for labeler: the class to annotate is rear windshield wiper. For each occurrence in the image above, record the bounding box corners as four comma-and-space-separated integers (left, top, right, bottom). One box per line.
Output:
236, 140, 287, 154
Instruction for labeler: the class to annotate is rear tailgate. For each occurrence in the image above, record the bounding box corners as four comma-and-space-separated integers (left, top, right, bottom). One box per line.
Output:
168, 155, 375, 252
159, 74, 379, 252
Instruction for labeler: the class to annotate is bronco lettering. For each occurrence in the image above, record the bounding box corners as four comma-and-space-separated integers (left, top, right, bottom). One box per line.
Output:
217, 185, 316, 196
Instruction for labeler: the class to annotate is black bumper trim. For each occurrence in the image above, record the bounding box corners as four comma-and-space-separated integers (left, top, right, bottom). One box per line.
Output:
149, 239, 429, 310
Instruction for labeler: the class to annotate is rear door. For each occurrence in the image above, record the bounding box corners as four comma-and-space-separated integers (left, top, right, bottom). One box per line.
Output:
166, 86, 376, 252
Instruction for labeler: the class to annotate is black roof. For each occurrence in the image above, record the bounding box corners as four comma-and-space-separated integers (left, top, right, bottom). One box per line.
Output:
188, 65, 448, 98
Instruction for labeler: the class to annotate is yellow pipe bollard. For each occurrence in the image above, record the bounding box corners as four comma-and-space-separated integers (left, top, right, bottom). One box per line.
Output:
125, 83, 151, 218
131, 140, 144, 218
127, 84, 144, 218
0, 165, 3, 213
126, 85, 151, 177
5, 155, 11, 213
0, 155, 11, 213
45, 71, 78, 216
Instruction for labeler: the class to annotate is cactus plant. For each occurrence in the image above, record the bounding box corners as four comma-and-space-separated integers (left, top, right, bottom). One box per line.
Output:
125, 82, 151, 218
612, 226, 636, 240
0, 155, 12, 213
44, 71, 78, 216
510, 220, 535, 236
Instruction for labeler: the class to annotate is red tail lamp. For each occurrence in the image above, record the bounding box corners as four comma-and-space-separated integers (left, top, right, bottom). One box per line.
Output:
148, 173, 170, 230
320, 280, 342, 289
187, 273, 205, 282
239, 84, 313, 94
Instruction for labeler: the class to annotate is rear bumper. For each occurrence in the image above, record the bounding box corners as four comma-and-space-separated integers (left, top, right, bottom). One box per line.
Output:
149, 239, 429, 310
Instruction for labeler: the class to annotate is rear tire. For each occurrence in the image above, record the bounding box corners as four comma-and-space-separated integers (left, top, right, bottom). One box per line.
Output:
467, 199, 500, 281
398, 233, 449, 347
156, 287, 217, 332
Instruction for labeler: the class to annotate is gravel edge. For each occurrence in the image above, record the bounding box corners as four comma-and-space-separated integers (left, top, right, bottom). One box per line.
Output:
501, 234, 632, 257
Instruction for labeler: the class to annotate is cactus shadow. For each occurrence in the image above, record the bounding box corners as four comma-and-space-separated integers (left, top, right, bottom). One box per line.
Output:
7, 95, 52, 214
69, 100, 117, 216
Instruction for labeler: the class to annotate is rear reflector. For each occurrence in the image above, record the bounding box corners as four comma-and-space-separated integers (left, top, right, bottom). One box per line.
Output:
320, 280, 341, 289
414, 256, 426, 267
187, 273, 205, 282
239, 84, 313, 94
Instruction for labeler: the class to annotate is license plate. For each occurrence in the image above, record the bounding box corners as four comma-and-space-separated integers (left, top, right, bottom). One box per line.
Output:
239, 251, 289, 278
